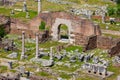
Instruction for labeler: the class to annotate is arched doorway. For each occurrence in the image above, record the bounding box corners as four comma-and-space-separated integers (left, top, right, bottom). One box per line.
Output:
51, 18, 74, 44
58, 24, 69, 42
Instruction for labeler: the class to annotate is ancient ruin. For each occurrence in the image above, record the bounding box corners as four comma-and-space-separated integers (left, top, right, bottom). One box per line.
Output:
0, 0, 120, 80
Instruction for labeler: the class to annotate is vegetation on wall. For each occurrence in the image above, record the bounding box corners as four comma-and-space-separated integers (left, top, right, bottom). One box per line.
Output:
39, 21, 46, 30
0, 25, 6, 38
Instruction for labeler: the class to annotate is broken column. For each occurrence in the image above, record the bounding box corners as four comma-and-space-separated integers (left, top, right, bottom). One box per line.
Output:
102, 13, 105, 23
35, 33, 39, 59
88, 10, 92, 20
21, 31, 25, 60
50, 47, 53, 60
23, 0, 27, 12
38, 0, 41, 15
8, 61, 13, 69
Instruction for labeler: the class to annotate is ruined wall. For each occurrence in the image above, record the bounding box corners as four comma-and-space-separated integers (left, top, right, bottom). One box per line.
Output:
74, 33, 88, 46
84, 35, 97, 51
10, 18, 42, 38
84, 35, 120, 56
39, 12, 101, 37
38, 11, 101, 44
108, 41, 120, 56
0, 15, 11, 34
97, 36, 120, 49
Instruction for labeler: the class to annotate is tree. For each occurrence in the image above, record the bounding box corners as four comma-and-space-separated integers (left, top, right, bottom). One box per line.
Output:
116, 0, 120, 4
107, 7, 115, 16
116, 0, 120, 16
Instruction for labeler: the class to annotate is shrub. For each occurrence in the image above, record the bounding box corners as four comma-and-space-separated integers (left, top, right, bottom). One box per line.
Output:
39, 21, 46, 30
0, 25, 6, 38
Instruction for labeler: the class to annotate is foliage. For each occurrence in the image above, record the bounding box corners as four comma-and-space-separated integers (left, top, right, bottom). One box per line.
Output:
39, 21, 46, 30
107, 7, 117, 16
116, 5, 120, 15
107, 0, 120, 17
116, 0, 120, 4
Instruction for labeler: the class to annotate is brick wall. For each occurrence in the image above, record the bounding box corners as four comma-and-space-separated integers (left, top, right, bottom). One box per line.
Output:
108, 41, 120, 56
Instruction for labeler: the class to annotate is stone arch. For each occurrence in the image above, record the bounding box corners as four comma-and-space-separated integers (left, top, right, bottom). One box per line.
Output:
51, 18, 74, 44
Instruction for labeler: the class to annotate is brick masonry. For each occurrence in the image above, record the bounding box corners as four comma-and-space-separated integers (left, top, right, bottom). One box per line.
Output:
85, 35, 120, 56
38, 11, 101, 44
1, 12, 120, 56
0, 15, 11, 35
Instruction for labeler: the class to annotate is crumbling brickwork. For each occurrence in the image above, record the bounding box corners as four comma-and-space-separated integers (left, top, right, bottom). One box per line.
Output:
108, 41, 120, 56
0, 15, 11, 34
9, 12, 101, 44
97, 36, 113, 49
84, 35, 97, 51
84, 35, 120, 56
74, 33, 88, 46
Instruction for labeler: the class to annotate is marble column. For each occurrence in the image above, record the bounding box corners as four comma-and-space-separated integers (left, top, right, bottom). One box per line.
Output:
21, 31, 25, 60
102, 12, 105, 23
35, 33, 39, 58
88, 10, 92, 20
38, 0, 41, 15
50, 47, 53, 60
23, 0, 27, 12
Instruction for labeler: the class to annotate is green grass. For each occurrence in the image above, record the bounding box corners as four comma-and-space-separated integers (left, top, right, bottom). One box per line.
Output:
39, 41, 65, 48
107, 63, 120, 80
59, 24, 68, 30
103, 33, 120, 38
0, 34, 119, 80
55, 65, 77, 72
0, 7, 11, 16
59, 72, 71, 79
0, 0, 114, 21
65, 45, 83, 52
93, 18, 120, 31
100, 22, 120, 31
37, 71, 50, 76
0, 66, 8, 73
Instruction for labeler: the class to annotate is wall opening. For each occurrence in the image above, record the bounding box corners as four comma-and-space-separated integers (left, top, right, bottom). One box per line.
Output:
58, 24, 69, 43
